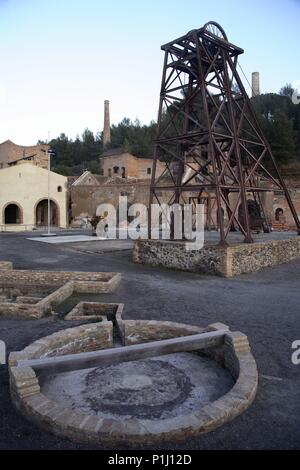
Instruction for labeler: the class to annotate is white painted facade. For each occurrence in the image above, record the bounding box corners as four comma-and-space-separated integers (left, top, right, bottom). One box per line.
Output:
0, 163, 68, 231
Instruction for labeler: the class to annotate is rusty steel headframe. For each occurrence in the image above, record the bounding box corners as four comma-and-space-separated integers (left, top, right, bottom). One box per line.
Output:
149, 21, 300, 245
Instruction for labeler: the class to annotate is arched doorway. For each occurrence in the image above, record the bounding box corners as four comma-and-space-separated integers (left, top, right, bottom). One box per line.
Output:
35, 199, 59, 227
4, 203, 22, 224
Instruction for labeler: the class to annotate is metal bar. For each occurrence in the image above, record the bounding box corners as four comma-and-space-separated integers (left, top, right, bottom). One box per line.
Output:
19, 330, 227, 374
148, 50, 169, 238
150, 184, 277, 192
222, 49, 253, 243
194, 32, 227, 245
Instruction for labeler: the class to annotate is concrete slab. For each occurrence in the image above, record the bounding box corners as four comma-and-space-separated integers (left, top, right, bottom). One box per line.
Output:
27, 235, 107, 244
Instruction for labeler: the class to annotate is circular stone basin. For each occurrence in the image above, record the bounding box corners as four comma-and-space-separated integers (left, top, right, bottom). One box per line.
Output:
10, 320, 258, 446
40, 353, 234, 420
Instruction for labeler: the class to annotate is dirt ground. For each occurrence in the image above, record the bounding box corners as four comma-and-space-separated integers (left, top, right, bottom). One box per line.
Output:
0, 230, 300, 450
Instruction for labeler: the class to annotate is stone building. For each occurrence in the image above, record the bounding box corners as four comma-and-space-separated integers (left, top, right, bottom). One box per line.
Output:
71, 171, 152, 224
72, 138, 300, 234
99, 148, 165, 180
0, 163, 68, 231
0, 140, 49, 170
268, 169, 300, 229
71, 169, 300, 232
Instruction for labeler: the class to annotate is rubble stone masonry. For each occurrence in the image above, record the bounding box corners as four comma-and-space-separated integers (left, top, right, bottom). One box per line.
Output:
133, 237, 300, 276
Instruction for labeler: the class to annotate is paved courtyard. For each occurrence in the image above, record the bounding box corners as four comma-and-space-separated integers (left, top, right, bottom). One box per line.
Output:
0, 230, 300, 449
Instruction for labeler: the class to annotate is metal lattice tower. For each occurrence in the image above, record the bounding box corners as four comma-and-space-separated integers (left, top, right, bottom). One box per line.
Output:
149, 21, 300, 244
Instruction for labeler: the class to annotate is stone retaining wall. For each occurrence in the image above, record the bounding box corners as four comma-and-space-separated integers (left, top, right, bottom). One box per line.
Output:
0, 261, 13, 270
133, 239, 227, 275
133, 237, 300, 277
228, 237, 300, 276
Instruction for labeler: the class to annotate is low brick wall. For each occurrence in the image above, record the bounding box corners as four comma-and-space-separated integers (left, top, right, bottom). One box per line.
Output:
9, 322, 113, 365
37, 281, 74, 315
65, 302, 124, 323
133, 237, 300, 277
9, 320, 258, 446
0, 303, 42, 319
0, 267, 121, 319
0, 269, 119, 286
9, 322, 113, 418
123, 319, 204, 345
15, 296, 42, 304
74, 273, 121, 294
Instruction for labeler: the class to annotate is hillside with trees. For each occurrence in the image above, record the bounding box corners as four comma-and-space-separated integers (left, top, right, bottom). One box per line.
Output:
43, 84, 300, 176
251, 84, 300, 165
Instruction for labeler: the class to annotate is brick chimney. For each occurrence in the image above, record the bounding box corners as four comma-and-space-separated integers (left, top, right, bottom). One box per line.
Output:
103, 99, 111, 147
251, 72, 260, 97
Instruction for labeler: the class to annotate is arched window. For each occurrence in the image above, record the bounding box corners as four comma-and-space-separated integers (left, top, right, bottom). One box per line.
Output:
108, 168, 112, 177
113, 166, 119, 174
57, 185, 62, 192
121, 167, 126, 178
275, 207, 284, 221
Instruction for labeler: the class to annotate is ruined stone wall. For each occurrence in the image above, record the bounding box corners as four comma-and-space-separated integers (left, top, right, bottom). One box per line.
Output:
0, 303, 42, 318
133, 239, 228, 275
9, 322, 113, 365
228, 237, 300, 275
0, 270, 115, 286
0, 261, 13, 270
71, 181, 170, 220
0, 270, 121, 318
123, 320, 204, 345
0, 140, 49, 169
136, 158, 165, 179
37, 281, 74, 314
133, 237, 300, 277
101, 153, 135, 177
272, 188, 300, 227
29, 322, 113, 358
100, 153, 164, 179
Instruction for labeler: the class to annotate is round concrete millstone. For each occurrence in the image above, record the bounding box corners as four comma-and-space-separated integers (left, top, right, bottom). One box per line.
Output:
83, 358, 192, 418
9, 319, 258, 446
40, 353, 235, 421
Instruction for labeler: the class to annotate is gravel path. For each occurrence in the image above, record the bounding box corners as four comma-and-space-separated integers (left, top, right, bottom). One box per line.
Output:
0, 231, 300, 449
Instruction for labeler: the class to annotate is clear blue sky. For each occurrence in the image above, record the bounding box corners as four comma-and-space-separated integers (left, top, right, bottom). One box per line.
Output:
0, 0, 299, 145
